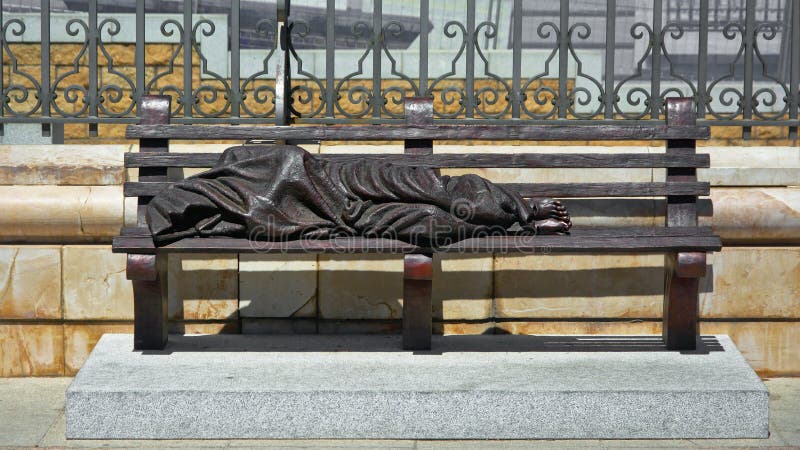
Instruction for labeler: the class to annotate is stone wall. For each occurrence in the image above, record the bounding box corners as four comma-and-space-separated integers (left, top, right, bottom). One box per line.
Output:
0, 143, 799, 377
3, 42, 798, 146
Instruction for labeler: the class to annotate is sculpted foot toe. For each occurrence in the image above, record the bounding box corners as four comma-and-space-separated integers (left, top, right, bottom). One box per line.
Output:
534, 218, 571, 234
531, 198, 569, 222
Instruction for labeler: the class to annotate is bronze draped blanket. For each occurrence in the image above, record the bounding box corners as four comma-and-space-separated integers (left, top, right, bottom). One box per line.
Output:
146, 145, 535, 245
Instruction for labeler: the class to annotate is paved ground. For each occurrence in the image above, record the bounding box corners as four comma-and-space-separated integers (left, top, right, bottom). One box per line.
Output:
0, 377, 798, 449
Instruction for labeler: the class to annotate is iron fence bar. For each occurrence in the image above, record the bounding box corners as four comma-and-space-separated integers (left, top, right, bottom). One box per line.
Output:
492, 0, 501, 49
419, 0, 429, 96
183, 0, 192, 119
275, 1, 290, 125
557, 0, 569, 119
88, 0, 98, 136
230, 0, 240, 120
41, 0, 50, 136
790, 0, 799, 139
135, 1, 145, 115
372, 0, 381, 119
511, 0, 521, 119
651, 0, 662, 120
604, 0, 616, 119
325, 0, 335, 118
697, 0, 709, 118
465, 0, 475, 119
743, 0, 755, 139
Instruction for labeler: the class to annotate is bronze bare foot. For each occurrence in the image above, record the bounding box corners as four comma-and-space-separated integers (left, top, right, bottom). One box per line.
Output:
530, 198, 571, 226
534, 218, 571, 234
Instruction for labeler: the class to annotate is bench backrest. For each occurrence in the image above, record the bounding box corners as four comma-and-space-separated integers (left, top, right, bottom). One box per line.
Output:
124, 96, 710, 230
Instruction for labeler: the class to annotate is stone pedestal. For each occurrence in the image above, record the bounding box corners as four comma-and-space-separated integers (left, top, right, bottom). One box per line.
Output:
66, 334, 768, 440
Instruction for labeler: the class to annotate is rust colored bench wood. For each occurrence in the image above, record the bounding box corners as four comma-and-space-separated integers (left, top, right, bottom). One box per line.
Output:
115, 95, 719, 352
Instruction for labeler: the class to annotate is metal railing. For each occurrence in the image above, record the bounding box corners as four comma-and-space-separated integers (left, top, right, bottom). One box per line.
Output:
0, 0, 798, 139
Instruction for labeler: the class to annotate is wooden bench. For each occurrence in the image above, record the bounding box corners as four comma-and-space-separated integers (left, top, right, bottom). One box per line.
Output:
114, 95, 719, 352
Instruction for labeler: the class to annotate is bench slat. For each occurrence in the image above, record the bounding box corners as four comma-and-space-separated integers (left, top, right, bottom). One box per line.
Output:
118, 225, 713, 238
126, 124, 710, 141
124, 181, 710, 198
112, 233, 722, 254
125, 152, 710, 169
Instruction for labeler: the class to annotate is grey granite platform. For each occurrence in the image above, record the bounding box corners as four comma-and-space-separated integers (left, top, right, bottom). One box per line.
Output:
66, 334, 768, 440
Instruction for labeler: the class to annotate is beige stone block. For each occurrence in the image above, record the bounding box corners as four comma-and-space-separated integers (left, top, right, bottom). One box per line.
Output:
702, 167, 800, 187
700, 247, 800, 319
496, 320, 662, 335
702, 188, 800, 243
699, 321, 800, 377
62, 245, 133, 320
239, 254, 317, 318
318, 255, 403, 320
494, 254, 664, 319
167, 254, 238, 321
0, 324, 64, 376
50, 43, 90, 65
0, 247, 61, 319
0, 145, 126, 185
63, 123, 88, 140
434, 254, 493, 321
0, 186, 123, 242
5, 43, 40, 65
700, 146, 800, 186
97, 44, 136, 66
710, 126, 743, 140
63, 324, 132, 375
145, 44, 179, 65
123, 196, 139, 227
319, 144, 403, 155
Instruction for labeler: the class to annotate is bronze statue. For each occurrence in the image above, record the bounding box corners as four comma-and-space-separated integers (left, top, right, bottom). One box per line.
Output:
146, 145, 571, 245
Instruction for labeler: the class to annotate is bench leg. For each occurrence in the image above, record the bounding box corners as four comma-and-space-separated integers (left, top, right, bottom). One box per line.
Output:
663, 252, 706, 350
403, 254, 433, 350
128, 254, 168, 350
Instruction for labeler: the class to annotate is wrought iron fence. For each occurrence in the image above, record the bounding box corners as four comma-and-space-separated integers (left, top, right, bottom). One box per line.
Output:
0, 0, 798, 139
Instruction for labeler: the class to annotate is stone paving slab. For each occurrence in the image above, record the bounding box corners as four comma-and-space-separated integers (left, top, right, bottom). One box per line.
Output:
66, 334, 768, 440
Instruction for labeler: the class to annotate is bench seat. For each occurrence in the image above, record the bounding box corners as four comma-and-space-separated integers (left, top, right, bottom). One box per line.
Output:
113, 226, 721, 254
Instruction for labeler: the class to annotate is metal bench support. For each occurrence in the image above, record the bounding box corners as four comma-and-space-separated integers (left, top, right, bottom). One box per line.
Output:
663, 98, 704, 351
402, 98, 435, 351
130, 95, 171, 351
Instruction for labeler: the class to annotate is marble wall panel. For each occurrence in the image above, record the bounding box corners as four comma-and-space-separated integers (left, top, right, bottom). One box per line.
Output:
0, 246, 61, 319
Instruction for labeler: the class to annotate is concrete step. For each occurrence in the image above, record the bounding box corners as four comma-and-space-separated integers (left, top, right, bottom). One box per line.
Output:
66, 334, 768, 439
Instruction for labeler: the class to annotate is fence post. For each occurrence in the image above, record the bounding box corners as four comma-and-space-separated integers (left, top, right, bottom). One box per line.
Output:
557, 0, 568, 119
789, 2, 800, 139
742, 0, 755, 139
231, 0, 241, 122
275, 0, 291, 125
41, 0, 50, 137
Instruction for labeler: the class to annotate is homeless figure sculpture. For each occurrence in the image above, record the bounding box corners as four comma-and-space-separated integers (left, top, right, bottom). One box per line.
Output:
146, 145, 571, 246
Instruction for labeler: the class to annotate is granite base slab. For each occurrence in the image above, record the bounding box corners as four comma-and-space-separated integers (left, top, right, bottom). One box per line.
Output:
66, 334, 768, 440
